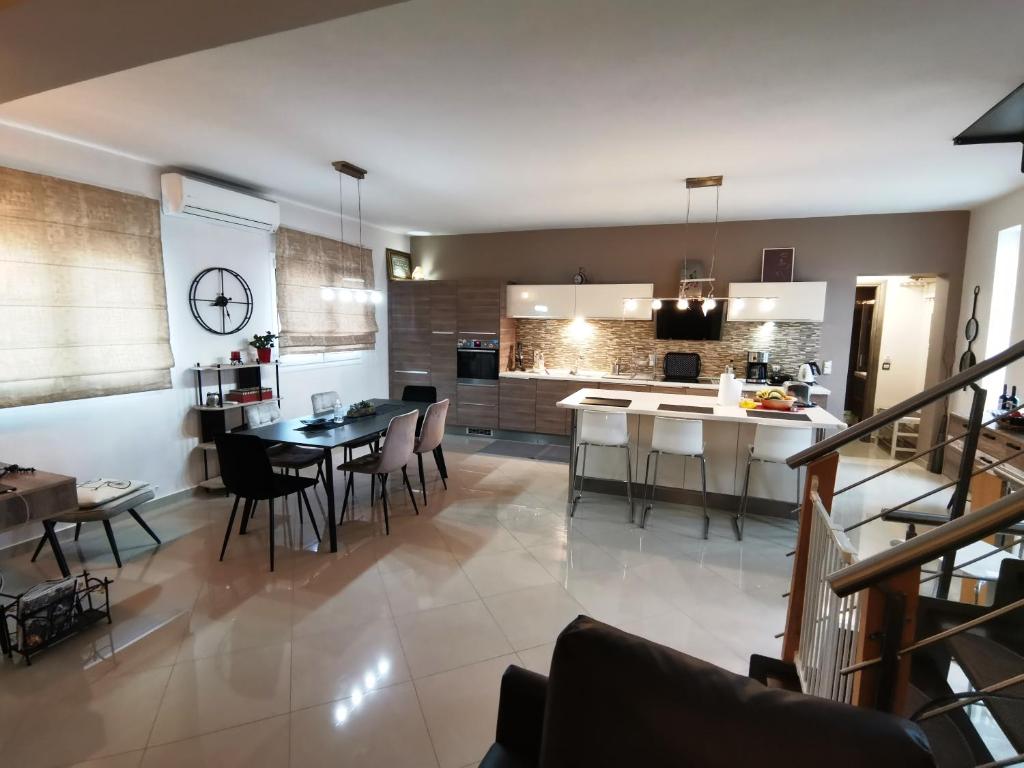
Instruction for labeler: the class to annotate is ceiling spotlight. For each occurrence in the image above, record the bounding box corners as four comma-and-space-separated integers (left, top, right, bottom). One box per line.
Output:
370, 291, 383, 304
651, 299, 662, 311
407, 230, 432, 237
624, 298, 638, 311
760, 297, 776, 311
320, 286, 336, 301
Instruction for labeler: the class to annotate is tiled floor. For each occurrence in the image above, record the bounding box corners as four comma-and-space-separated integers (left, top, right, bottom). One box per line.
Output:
0, 435, 948, 768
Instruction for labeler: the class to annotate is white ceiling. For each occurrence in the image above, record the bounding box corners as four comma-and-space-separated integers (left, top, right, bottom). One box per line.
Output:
2, 0, 1024, 234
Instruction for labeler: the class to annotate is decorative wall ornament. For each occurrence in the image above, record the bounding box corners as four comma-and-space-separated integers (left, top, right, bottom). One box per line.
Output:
187, 267, 253, 335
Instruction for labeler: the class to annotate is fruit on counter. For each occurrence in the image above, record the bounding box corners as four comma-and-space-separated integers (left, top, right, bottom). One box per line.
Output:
739, 398, 759, 409
755, 387, 794, 401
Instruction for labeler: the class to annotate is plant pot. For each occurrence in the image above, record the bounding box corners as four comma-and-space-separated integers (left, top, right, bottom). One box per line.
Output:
256, 347, 272, 363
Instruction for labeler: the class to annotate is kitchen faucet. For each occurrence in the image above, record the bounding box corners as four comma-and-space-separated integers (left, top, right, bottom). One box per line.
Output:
569, 354, 583, 376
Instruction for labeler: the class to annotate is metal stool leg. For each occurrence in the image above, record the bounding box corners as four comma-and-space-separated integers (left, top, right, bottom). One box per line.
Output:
101, 519, 122, 568
220, 496, 241, 561
735, 452, 754, 541
641, 451, 654, 528
570, 443, 588, 517
127, 508, 161, 544
699, 454, 710, 539
268, 498, 276, 572
624, 446, 635, 523
641, 451, 661, 529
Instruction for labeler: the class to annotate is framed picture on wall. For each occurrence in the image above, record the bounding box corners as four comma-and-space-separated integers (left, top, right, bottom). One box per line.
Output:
386, 249, 413, 280
762, 247, 795, 282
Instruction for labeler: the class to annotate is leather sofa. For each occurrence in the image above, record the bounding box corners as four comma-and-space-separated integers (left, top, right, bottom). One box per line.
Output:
480, 615, 934, 768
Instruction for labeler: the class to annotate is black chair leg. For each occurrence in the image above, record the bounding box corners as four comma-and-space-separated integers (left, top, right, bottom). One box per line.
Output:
402, 467, 419, 515
241, 499, 256, 534
339, 471, 354, 526
379, 474, 391, 535
30, 532, 47, 562
74, 522, 82, 541
127, 508, 161, 544
102, 519, 123, 568
43, 520, 71, 577
417, 453, 427, 507
220, 496, 241, 561
269, 497, 276, 572
299, 489, 321, 542
433, 447, 448, 489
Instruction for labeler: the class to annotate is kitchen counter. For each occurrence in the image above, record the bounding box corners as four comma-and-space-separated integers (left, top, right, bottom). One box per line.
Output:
501, 369, 831, 396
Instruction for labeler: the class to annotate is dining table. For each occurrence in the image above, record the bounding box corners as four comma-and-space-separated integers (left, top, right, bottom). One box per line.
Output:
234, 398, 430, 552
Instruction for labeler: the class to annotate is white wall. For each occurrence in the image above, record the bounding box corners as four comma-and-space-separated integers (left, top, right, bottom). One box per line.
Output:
0, 121, 406, 500
866, 276, 935, 411
952, 185, 1024, 415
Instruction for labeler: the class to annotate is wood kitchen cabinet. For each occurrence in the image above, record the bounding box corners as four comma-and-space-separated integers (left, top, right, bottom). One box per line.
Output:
457, 279, 502, 337
499, 378, 536, 431
457, 382, 499, 429
388, 280, 432, 398
429, 280, 458, 422
535, 379, 579, 435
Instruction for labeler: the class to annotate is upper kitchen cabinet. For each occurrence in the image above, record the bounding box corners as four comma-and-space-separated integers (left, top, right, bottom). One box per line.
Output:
726, 282, 827, 322
506, 284, 575, 318
574, 283, 654, 320
457, 278, 503, 336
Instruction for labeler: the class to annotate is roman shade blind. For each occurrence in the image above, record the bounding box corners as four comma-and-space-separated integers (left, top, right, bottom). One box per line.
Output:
0, 166, 174, 408
275, 226, 378, 352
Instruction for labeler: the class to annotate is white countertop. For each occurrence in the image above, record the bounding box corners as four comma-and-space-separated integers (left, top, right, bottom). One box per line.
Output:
556, 387, 846, 431
500, 369, 831, 396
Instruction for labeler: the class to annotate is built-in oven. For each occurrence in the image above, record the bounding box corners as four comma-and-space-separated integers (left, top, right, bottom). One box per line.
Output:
457, 337, 500, 384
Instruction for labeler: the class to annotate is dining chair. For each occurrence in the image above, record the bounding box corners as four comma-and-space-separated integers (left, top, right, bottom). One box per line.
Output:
215, 433, 321, 571
337, 409, 419, 534
571, 410, 634, 522
735, 425, 812, 540
244, 401, 327, 523
310, 389, 381, 502
400, 384, 448, 482
311, 390, 340, 415
413, 399, 450, 505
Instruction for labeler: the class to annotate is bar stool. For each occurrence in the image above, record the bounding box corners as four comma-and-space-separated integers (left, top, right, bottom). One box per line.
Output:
736, 425, 812, 540
640, 417, 710, 538
570, 410, 634, 522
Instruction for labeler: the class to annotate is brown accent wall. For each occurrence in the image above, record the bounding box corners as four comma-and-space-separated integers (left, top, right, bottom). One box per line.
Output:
412, 211, 970, 445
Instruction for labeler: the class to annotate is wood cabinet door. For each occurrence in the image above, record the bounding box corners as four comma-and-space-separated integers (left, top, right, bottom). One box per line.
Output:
429, 280, 458, 421
457, 279, 502, 336
389, 281, 432, 381
500, 378, 536, 432
457, 382, 499, 428
536, 379, 577, 435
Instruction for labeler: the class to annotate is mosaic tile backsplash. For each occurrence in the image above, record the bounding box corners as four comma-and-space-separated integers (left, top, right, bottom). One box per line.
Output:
513, 318, 821, 377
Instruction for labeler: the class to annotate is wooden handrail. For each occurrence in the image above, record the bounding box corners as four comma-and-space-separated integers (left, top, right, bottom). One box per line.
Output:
787, 339, 1024, 468
828, 488, 1024, 598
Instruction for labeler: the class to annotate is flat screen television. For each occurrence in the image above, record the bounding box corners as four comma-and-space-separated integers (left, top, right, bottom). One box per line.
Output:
654, 300, 724, 340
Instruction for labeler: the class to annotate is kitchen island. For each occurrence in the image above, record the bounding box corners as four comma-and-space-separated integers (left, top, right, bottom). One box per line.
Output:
556, 386, 846, 524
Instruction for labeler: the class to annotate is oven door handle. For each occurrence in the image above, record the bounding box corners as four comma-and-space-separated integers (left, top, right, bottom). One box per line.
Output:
457, 348, 498, 354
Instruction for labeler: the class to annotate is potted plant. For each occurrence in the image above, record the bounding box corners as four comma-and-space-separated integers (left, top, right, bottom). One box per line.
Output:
249, 331, 278, 363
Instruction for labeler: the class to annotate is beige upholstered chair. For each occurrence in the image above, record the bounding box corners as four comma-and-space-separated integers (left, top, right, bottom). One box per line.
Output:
337, 409, 419, 534
413, 399, 450, 505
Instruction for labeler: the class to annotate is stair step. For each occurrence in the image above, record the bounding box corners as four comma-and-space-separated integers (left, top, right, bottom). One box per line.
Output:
947, 631, 1024, 752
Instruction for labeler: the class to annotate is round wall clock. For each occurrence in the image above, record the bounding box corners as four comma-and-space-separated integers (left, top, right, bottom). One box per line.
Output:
188, 267, 254, 335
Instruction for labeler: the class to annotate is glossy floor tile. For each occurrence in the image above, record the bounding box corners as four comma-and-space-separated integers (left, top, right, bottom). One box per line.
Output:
0, 434, 935, 767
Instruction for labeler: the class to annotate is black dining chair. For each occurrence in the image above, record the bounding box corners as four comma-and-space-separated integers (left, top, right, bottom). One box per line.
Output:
400, 385, 448, 482
215, 433, 321, 571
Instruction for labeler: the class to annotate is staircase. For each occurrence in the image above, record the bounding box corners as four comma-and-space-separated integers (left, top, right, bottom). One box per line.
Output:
767, 339, 1024, 767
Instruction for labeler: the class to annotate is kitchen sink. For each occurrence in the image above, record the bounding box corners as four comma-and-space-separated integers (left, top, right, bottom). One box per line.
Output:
602, 373, 655, 381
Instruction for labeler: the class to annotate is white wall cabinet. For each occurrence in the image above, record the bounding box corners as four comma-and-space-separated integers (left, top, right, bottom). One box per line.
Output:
506, 284, 576, 318
575, 283, 654, 320
508, 283, 653, 320
726, 282, 827, 322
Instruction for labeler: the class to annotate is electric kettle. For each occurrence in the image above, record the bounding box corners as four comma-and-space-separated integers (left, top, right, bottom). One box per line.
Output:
797, 363, 815, 383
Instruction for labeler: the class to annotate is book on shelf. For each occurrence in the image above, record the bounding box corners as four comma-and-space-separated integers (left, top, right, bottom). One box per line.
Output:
224, 387, 274, 404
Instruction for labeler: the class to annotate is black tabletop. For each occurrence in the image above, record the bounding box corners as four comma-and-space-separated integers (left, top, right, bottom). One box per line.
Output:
236, 399, 428, 449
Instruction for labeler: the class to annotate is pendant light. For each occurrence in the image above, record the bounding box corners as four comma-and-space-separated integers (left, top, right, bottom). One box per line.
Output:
323, 161, 382, 304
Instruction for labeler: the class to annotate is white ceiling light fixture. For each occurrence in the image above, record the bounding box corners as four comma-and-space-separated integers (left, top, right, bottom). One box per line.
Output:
651, 298, 662, 310
407, 230, 432, 237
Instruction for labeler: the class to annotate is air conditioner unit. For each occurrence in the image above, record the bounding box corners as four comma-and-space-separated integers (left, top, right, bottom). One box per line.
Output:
160, 173, 280, 232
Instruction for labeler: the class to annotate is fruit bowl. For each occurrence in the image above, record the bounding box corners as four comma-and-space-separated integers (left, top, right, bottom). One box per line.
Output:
757, 396, 797, 411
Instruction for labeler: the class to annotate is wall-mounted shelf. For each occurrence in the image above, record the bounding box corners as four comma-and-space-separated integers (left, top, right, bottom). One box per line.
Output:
189, 362, 278, 372
191, 397, 281, 412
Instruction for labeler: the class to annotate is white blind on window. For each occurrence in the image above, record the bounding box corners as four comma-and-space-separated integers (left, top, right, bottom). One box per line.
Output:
275, 227, 378, 352
0, 166, 174, 408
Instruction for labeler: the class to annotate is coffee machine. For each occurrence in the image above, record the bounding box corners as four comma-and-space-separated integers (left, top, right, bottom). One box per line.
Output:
746, 351, 769, 383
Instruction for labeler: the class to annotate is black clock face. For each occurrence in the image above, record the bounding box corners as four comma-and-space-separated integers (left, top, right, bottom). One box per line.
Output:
188, 267, 253, 335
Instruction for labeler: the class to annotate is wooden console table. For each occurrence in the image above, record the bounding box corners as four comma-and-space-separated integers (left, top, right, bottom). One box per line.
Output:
1, 467, 78, 576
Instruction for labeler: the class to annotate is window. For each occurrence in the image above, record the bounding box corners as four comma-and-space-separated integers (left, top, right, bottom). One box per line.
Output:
274, 227, 378, 358
983, 224, 1021, 405
0, 167, 174, 408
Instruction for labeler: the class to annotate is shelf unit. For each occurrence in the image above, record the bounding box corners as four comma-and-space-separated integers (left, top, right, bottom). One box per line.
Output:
191, 361, 282, 491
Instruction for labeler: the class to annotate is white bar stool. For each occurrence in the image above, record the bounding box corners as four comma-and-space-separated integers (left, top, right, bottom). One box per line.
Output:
736, 425, 812, 540
571, 410, 634, 522
640, 417, 710, 537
